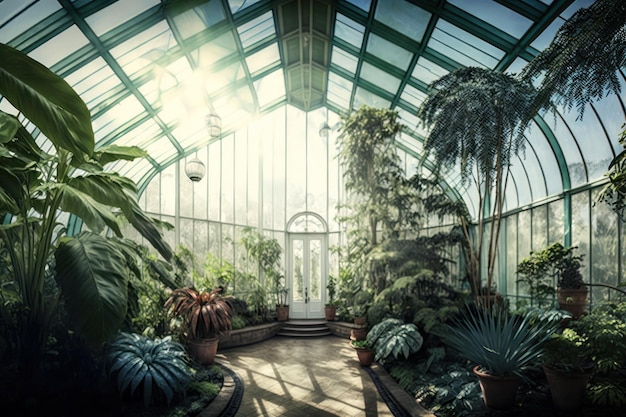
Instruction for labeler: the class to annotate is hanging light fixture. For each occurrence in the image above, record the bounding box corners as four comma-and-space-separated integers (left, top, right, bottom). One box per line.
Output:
207, 111, 222, 138
319, 122, 331, 137
185, 157, 206, 182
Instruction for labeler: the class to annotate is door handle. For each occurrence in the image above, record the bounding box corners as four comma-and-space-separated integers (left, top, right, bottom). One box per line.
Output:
305, 287, 308, 303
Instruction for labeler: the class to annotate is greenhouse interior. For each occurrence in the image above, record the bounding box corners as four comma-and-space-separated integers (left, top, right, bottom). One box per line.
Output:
2, 0, 626, 416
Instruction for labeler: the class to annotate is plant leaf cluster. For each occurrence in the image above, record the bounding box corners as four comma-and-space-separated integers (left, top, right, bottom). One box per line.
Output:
443, 305, 561, 378
165, 287, 233, 339
367, 318, 423, 364
106, 332, 192, 407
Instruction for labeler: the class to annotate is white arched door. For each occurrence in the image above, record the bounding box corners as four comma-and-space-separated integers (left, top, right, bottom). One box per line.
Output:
286, 212, 328, 320
288, 234, 326, 319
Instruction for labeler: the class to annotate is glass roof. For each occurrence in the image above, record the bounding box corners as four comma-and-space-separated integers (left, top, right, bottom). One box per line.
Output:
1, 0, 624, 219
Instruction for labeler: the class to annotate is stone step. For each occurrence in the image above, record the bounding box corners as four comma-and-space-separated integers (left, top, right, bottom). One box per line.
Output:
276, 319, 332, 337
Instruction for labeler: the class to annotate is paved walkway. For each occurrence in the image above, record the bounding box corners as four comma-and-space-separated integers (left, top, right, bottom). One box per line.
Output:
216, 336, 410, 416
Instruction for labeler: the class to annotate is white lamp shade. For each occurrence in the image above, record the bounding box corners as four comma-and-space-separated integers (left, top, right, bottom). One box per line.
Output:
207, 112, 221, 138
185, 157, 206, 182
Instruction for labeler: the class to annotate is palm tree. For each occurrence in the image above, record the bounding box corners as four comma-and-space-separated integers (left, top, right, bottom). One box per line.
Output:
417, 67, 536, 301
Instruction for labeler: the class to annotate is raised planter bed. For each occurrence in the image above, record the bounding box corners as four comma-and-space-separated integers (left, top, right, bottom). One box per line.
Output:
218, 322, 283, 350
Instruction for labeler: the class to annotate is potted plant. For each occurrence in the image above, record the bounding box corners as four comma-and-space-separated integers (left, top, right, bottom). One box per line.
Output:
518, 243, 587, 318
443, 305, 561, 410
325, 275, 337, 321
164, 287, 233, 365
542, 326, 594, 413
276, 283, 289, 322
350, 339, 375, 367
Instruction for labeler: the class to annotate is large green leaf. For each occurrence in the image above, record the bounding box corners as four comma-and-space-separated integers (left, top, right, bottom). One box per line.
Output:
0, 43, 94, 156
40, 182, 123, 236
54, 232, 128, 346
93, 144, 148, 166
126, 202, 173, 261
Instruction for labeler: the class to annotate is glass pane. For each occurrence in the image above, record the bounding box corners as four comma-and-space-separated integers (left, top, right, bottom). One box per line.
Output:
359, 61, 401, 93
245, 43, 280, 75
331, 46, 358, 75
429, 19, 504, 68
237, 11, 275, 50
172, 0, 226, 39
374, 0, 430, 42
334, 14, 364, 49
591, 188, 619, 304
448, 0, 532, 39
412, 57, 449, 86
293, 239, 304, 301
86, 0, 159, 36
365, 33, 413, 71
310, 239, 321, 300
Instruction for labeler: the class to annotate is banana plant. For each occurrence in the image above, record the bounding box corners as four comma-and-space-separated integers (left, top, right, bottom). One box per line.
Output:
0, 43, 172, 374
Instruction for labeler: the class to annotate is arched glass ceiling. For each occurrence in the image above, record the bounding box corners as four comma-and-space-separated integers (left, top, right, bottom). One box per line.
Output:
1, 0, 624, 220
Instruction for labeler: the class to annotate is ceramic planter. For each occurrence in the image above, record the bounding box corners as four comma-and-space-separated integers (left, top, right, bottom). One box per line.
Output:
543, 364, 592, 412
188, 337, 219, 365
352, 346, 374, 367
472, 366, 521, 410
276, 305, 289, 322
324, 306, 336, 321
557, 287, 588, 319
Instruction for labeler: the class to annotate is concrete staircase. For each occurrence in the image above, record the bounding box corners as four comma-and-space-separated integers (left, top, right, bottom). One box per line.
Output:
276, 319, 332, 337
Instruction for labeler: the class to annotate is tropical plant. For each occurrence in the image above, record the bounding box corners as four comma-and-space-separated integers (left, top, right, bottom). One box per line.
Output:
417, 67, 536, 302
165, 287, 233, 340
520, 0, 626, 119
367, 318, 424, 364
336, 105, 421, 294
517, 242, 584, 292
240, 227, 284, 307
105, 332, 191, 407
350, 339, 373, 350
442, 306, 561, 377
326, 274, 336, 307
0, 43, 172, 380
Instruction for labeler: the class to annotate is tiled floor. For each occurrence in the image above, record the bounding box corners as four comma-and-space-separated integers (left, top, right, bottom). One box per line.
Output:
217, 336, 397, 417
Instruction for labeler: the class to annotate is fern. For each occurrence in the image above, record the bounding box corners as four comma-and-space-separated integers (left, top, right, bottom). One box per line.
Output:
588, 379, 626, 407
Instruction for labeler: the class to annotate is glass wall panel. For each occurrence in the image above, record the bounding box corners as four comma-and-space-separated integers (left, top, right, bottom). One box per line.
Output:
234, 131, 248, 225
532, 205, 548, 251
179, 160, 194, 218
548, 200, 564, 245
286, 106, 307, 222
180, 218, 193, 249
505, 215, 518, 302
208, 141, 221, 221
571, 191, 591, 285
161, 165, 176, 215
221, 135, 235, 223
194, 220, 208, 261
591, 189, 619, 304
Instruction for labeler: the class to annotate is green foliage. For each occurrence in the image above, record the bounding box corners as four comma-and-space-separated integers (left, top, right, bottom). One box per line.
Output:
240, 227, 284, 306
520, 0, 626, 119
367, 318, 424, 364
443, 305, 561, 377
165, 287, 233, 339
598, 125, 626, 220
418, 67, 536, 298
350, 339, 373, 349
413, 304, 461, 335
517, 243, 585, 295
0, 44, 172, 379
106, 332, 192, 407
326, 274, 337, 307
336, 105, 422, 294
390, 361, 482, 417
231, 314, 247, 330
588, 379, 626, 408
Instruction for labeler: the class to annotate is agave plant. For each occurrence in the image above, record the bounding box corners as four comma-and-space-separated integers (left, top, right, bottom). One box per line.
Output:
165, 287, 233, 340
443, 306, 561, 378
106, 332, 192, 407
367, 318, 423, 364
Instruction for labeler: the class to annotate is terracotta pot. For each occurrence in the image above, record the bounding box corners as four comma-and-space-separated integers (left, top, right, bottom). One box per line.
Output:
325, 306, 337, 321
472, 366, 521, 410
543, 364, 592, 412
350, 327, 368, 341
353, 316, 367, 326
276, 305, 289, 322
353, 347, 374, 367
188, 337, 219, 365
557, 287, 588, 319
